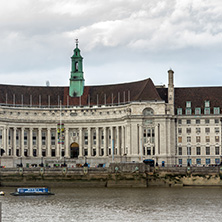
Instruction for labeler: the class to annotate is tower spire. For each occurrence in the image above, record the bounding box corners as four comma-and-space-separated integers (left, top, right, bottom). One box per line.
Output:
69, 40, 85, 97
75, 38, 79, 48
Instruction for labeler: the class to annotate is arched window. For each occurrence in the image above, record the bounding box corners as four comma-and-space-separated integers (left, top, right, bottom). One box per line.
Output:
75, 62, 78, 71
143, 108, 154, 116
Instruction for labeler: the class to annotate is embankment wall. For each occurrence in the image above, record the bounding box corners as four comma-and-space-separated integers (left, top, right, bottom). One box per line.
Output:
1, 164, 222, 187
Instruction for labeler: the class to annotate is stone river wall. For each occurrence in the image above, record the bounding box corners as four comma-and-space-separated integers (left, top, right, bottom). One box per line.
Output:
1, 163, 222, 188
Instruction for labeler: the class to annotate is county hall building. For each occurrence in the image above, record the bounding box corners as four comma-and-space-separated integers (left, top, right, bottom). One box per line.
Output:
0, 41, 222, 167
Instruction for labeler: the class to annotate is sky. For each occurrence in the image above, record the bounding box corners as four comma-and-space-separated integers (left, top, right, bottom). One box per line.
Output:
0, 0, 222, 87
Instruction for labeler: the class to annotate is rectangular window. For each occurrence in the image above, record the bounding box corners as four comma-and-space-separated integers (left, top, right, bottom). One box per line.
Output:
215, 158, 220, 165
204, 108, 210, 115
215, 147, 219, 155
51, 131, 55, 146
186, 128, 191, 134
187, 147, 191, 155
196, 158, 201, 165
33, 149, 37, 157
196, 128, 201, 134
196, 119, 200, 124
206, 136, 210, 143
51, 149, 55, 157
16, 131, 19, 146
187, 136, 191, 142
178, 128, 182, 134
147, 147, 151, 155
205, 101, 210, 108
0, 130, 2, 146
33, 131, 37, 146
205, 128, 210, 133
178, 119, 182, 125
93, 131, 96, 145
178, 147, 182, 155
186, 108, 192, 115
215, 119, 219, 124
205, 119, 210, 124
195, 108, 201, 115
101, 131, 104, 145
215, 136, 219, 143
206, 147, 210, 155
24, 131, 27, 146
177, 108, 182, 115
42, 132, 46, 146
186, 101, 191, 108
215, 127, 219, 133
42, 150, 46, 157
179, 159, 182, 165
206, 158, 211, 165
196, 136, 201, 143
214, 107, 220, 115
178, 137, 182, 143
84, 132, 88, 145
196, 147, 201, 155
187, 119, 191, 124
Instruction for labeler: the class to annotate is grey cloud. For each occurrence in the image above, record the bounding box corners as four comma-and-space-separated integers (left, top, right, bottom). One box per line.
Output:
0, 0, 222, 87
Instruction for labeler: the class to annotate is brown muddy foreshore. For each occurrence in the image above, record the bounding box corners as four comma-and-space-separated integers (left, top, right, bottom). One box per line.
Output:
0, 163, 222, 188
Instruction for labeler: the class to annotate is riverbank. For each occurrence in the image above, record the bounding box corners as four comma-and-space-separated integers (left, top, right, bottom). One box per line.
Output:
1, 163, 222, 187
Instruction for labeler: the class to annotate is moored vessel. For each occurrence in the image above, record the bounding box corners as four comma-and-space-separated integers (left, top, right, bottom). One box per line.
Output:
10, 187, 54, 196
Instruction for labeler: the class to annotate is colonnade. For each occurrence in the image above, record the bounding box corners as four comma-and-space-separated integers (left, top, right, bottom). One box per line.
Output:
0, 124, 158, 159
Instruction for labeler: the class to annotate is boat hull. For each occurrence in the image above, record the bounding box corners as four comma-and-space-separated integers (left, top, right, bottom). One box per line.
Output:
10, 192, 54, 196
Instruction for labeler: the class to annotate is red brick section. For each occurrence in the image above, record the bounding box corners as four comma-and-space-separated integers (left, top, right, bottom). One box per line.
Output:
174, 87, 222, 114
0, 78, 163, 106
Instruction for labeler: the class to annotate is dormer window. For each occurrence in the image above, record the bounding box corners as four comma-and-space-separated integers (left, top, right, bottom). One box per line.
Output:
186, 108, 191, 115
186, 101, 191, 108
204, 108, 210, 115
214, 107, 220, 115
205, 100, 210, 108
177, 108, 182, 115
195, 108, 201, 115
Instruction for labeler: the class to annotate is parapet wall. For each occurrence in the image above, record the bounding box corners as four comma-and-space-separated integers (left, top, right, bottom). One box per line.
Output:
0, 164, 222, 188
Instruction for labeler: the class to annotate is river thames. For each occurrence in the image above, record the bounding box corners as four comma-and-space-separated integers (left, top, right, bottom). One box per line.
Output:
1, 187, 222, 221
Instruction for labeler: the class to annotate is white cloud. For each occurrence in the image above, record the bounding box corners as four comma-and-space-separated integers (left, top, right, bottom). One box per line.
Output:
0, 0, 222, 86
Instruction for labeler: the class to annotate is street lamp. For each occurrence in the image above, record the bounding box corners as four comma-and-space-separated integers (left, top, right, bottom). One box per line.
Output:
39, 156, 44, 167
63, 156, 67, 167
20, 156, 23, 168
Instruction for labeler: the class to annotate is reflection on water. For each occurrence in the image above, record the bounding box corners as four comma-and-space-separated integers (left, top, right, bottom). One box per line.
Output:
1, 187, 222, 221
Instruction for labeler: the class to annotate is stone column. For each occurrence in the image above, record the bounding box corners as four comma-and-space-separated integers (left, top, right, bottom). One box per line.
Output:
88, 127, 91, 157
139, 125, 143, 157
96, 127, 99, 157
21, 127, 24, 157
155, 125, 159, 155
29, 128, 33, 157
38, 128, 42, 157
47, 128, 51, 157
3, 126, 7, 156
56, 128, 60, 157
111, 126, 114, 159
13, 127, 17, 157
79, 128, 83, 157
126, 124, 131, 155
117, 126, 120, 156
103, 127, 107, 156
65, 127, 69, 158
121, 126, 125, 155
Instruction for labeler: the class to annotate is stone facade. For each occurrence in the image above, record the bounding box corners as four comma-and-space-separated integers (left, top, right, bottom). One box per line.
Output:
0, 45, 221, 168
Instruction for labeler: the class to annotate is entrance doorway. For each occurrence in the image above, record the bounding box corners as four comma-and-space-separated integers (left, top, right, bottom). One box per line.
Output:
0, 149, 5, 156
70, 142, 79, 158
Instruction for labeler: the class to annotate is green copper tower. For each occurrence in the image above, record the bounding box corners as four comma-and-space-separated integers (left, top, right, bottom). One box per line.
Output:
69, 39, 85, 97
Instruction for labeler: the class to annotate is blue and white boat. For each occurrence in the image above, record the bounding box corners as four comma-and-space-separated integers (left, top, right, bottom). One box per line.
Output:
10, 187, 54, 196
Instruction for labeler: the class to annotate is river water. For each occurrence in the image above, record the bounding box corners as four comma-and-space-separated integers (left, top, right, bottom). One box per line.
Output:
1, 187, 222, 222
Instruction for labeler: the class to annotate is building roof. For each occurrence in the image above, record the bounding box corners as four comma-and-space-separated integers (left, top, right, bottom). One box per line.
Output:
174, 87, 222, 114
0, 78, 162, 107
